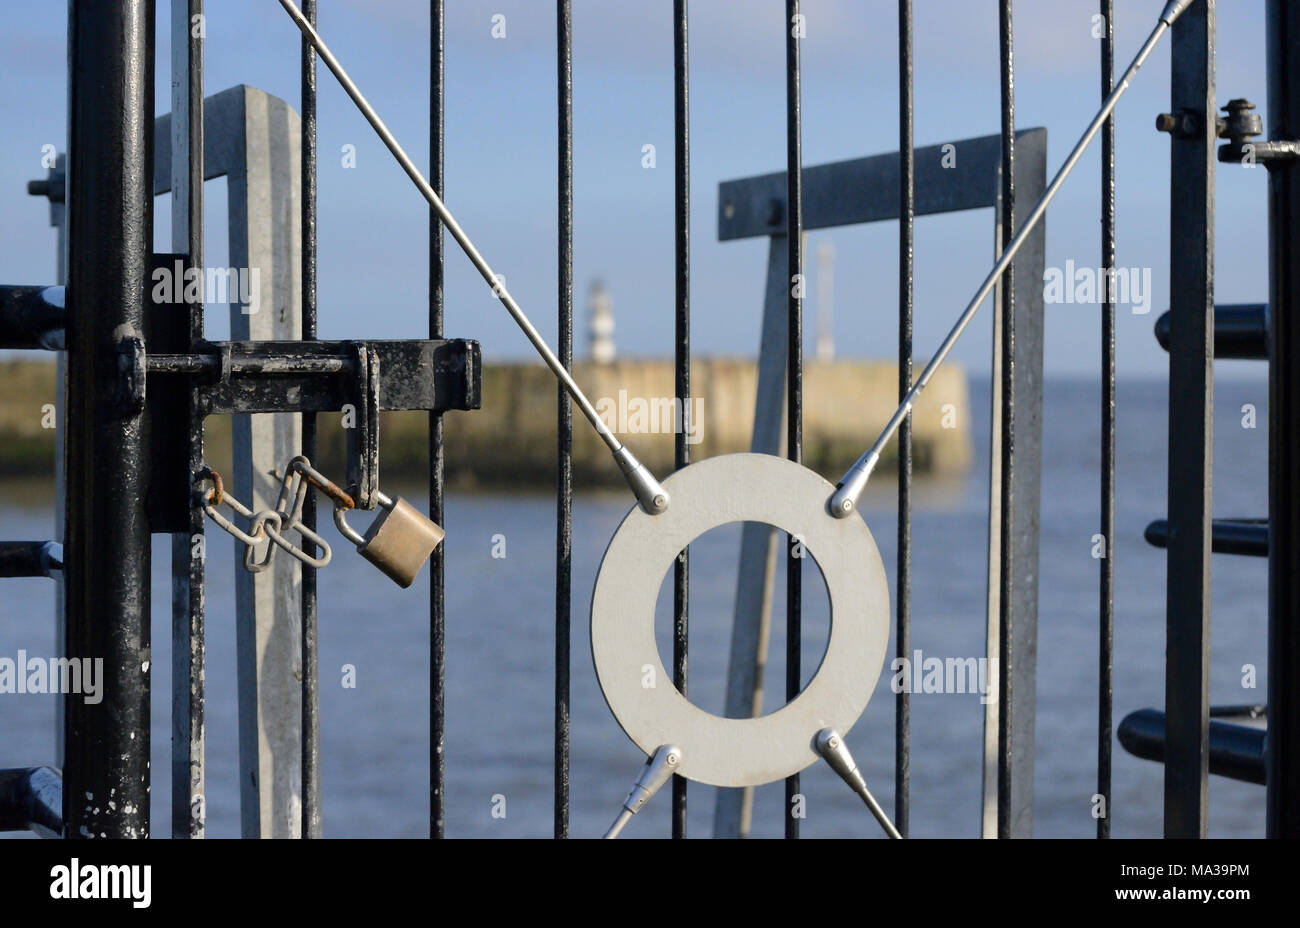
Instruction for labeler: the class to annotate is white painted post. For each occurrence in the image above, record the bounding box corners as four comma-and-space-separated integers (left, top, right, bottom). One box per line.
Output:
156, 85, 305, 837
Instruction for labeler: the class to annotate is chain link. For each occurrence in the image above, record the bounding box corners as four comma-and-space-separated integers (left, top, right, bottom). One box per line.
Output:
198, 457, 336, 572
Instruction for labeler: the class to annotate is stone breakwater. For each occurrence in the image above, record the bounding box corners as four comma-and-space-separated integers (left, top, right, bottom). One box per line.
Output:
0, 358, 970, 486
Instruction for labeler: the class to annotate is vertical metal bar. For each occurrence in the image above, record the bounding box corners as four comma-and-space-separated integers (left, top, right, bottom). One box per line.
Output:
63, 0, 154, 840
981, 204, 1005, 838
671, 0, 691, 840
784, 0, 803, 840
429, 0, 447, 839
1164, 0, 1214, 839
554, 0, 573, 841
1265, 0, 1300, 838
52, 157, 67, 773
1097, 0, 1115, 841
995, 0, 1017, 840
300, 0, 322, 840
895, 0, 913, 839
170, 0, 205, 840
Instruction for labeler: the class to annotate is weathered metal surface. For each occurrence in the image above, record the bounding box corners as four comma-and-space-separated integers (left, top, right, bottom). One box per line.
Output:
592, 454, 890, 789
63, 0, 154, 840
149, 339, 478, 415
670, 0, 690, 841
299, 0, 322, 842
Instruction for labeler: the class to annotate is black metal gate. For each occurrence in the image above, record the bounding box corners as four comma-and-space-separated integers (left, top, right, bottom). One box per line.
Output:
1, 0, 1297, 840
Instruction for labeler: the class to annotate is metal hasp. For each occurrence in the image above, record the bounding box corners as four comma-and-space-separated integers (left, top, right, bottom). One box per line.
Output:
0, 767, 63, 838
63, 0, 154, 840
1119, 707, 1266, 785
1264, 0, 1300, 838
1162, 0, 1215, 839
713, 129, 1048, 837
145, 339, 478, 416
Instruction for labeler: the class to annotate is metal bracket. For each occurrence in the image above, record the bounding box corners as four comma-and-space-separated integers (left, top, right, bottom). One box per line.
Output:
142, 335, 479, 532
1214, 96, 1300, 166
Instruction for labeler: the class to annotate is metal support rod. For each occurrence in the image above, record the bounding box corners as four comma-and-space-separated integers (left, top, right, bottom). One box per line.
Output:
895, 0, 914, 839
1097, 0, 1116, 840
995, 0, 1017, 840
671, 0, 691, 840
277, 0, 668, 514
1266, 0, 1300, 838
784, 0, 803, 841
554, 0, 573, 840
170, 0, 205, 841
1163, 0, 1215, 838
299, 0, 322, 841
829, 0, 1194, 517
429, 0, 447, 841
63, 0, 154, 840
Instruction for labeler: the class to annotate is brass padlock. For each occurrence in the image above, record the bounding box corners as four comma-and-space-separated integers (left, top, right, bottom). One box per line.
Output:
335, 491, 445, 588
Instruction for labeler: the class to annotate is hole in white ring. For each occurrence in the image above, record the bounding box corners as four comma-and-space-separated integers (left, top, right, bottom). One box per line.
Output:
651, 521, 832, 719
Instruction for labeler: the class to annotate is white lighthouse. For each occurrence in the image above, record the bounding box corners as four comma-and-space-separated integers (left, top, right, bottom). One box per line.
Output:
589, 279, 615, 364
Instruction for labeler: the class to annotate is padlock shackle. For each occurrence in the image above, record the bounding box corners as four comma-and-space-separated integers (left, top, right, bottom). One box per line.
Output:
333, 489, 394, 547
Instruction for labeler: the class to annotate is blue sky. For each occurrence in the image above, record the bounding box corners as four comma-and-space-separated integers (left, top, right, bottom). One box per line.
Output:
0, 0, 1272, 378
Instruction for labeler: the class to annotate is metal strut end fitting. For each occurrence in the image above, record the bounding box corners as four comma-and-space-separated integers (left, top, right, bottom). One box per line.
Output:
815, 729, 869, 795
1159, 0, 1196, 27
603, 744, 681, 839
828, 451, 878, 519
613, 445, 670, 515
815, 728, 902, 839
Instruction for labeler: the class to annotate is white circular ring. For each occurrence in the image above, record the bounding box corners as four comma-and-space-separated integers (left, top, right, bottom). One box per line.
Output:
590, 453, 891, 788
